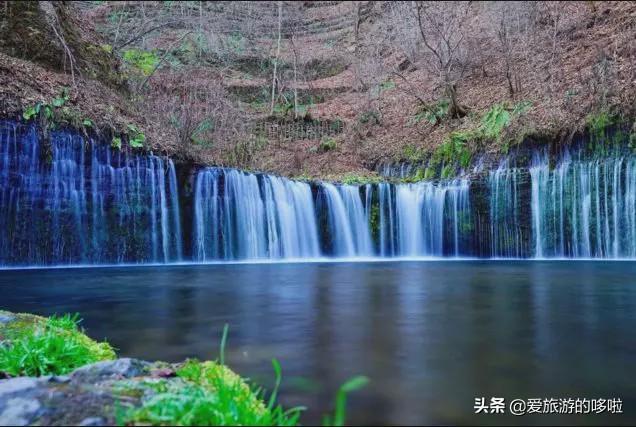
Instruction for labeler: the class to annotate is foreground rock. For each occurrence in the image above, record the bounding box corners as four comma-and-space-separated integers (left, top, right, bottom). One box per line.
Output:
0, 359, 152, 426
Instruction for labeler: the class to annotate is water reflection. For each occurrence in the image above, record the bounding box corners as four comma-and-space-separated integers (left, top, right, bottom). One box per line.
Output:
1, 261, 635, 425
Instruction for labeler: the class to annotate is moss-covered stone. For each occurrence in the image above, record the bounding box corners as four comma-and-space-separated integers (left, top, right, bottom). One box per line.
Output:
0, 310, 116, 377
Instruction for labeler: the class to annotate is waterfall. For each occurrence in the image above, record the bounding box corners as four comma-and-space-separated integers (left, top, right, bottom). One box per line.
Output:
4, 119, 636, 264
529, 150, 636, 258
393, 180, 470, 256
323, 184, 373, 257
192, 168, 320, 260
192, 172, 470, 260
378, 183, 395, 257
320, 183, 357, 256
0, 121, 182, 265
489, 160, 527, 258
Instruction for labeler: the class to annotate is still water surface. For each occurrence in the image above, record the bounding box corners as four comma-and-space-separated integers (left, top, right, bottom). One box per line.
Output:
1, 260, 635, 425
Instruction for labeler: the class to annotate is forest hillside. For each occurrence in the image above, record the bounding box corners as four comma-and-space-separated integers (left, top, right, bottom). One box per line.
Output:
1, 1, 635, 181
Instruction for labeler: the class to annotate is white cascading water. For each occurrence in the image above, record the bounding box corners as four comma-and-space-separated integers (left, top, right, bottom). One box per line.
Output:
394, 180, 470, 256
0, 121, 182, 265
318, 183, 358, 256
489, 159, 526, 258
6, 119, 636, 264
193, 171, 470, 260
529, 150, 636, 258
193, 168, 320, 260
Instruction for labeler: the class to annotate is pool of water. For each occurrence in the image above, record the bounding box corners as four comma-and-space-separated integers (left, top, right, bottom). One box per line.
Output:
1, 260, 635, 425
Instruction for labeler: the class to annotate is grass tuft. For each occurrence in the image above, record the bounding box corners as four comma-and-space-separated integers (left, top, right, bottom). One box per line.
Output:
121, 358, 304, 426
0, 313, 115, 377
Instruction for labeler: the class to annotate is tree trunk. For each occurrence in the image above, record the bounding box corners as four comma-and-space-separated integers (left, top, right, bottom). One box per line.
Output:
445, 83, 467, 118
269, 1, 283, 116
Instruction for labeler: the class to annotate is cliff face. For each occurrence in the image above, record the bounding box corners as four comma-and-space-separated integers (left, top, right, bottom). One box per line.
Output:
0, 1, 634, 181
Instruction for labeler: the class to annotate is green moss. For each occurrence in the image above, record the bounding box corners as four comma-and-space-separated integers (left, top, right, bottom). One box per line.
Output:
630, 128, 636, 152
423, 167, 436, 180
401, 144, 426, 163
122, 49, 160, 76
440, 164, 456, 179
402, 168, 428, 183
0, 311, 115, 376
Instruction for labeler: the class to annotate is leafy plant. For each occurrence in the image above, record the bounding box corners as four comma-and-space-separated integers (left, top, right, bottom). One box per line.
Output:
380, 80, 395, 91
479, 104, 511, 141
586, 110, 615, 143
512, 100, 532, 116
411, 99, 450, 126
127, 124, 146, 149
191, 118, 215, 146
22, 103, 52, 121
227, 32, 245, 54
111, 137, 122, 150
51, 87, 70, 108
338, 173, 382, 185
22, 105, 38, 121
401, 144, 425, 163
22, 88, 71, 122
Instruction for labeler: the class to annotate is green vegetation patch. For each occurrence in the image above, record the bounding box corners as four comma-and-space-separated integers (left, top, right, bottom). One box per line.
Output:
411, 98, 450, 126
411, 100, 533, 180
123, 49, 160, 76
0, 311, 115, 377
120, 358, 303, 426
586, 110, 615, 143
337, 173, 383, 185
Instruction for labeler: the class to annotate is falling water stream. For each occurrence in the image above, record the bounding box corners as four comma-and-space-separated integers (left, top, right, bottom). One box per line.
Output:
0, 121, 181, 265
2, 120, 636, 265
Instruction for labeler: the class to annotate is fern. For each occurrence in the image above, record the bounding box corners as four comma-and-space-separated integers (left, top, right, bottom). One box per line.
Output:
479, 104, 510, 141
111, 137, 122, 150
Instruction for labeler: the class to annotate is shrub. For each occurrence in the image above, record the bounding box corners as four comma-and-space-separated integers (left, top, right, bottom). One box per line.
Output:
358, 110, 380, 125
319, 137, 337, 152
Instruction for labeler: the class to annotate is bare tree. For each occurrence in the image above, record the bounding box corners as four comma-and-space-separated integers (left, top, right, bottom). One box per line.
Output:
540, 1, 566, 94
488, 2, 536, 99
413, 1, 471, 118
